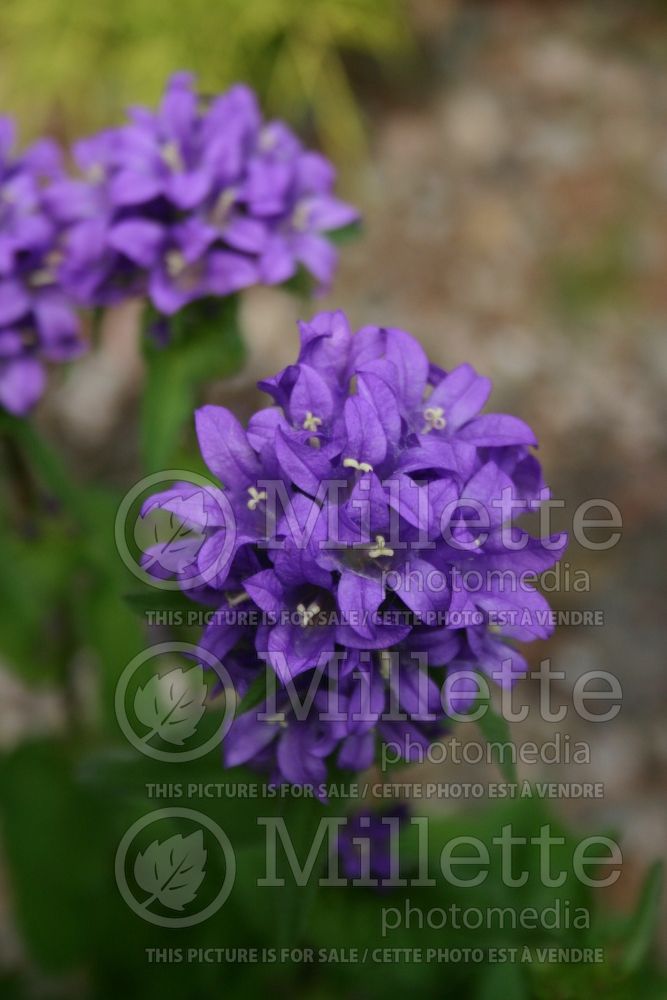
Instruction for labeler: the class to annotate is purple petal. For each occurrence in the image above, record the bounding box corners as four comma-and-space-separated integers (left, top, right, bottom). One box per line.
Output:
277, 726, 327, 786
459, 461, 516, 530
141, 482, 228, 529
338, 731, 375, 771
290, 363, 334, 426
167, 169, 211, 210
357, 371, 402, 447
0, 279, 29, 326
429, 363, 492, 429
108, 220, 164, 267
244, 569, 286, 615
458, 413, 537, 448
302, 194, 359, 231
195, 405, 261, 490
109, 169, 163, 206
224, 710, 279, 768
294, 233, 337, 287
475, 586, 553, 642
397, 438, 477, 482
160, 72, 197, 142
297, 310, 352, 382
222, 216, 267, 253
247, 406, 289, 455
274, 427, 333, 496
259, 235, 296, 285
390, 557, 449, 616
148, 267, 193, 315
206, 251, 258, 295
0, 357, 45, 414
386, 473, 432, 532
33, 291, 83, 361
337, 570, 384, 640
343, 395, 387, 467
391, 664, 442, 721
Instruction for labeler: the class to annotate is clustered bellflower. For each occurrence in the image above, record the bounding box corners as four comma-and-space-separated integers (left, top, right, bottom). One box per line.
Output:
0, 73, 357, 413
48, 72, 359, 317
141, 311, 567, 791
0, 119, 85, 414
336, 806, 409, 883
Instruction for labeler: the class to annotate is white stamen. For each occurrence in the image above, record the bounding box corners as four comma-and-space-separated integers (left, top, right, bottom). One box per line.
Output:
29, 268, 54, 288
368, 534, 394, 559
161, 141, 184, 172
302, 411, 322, 432
210, 186, 237, 228
422, 406, 446, 433
30, 250, 62, 289
379, 650, 392, 680
264, 712, 288, 728
343, 457, 373, 474
259, 126, 277, 152
227, 591, 250, 607
247, 486, 267, 511
296, 601, 321, 627
85, 164, 104, 184
165, 250, 187, 278
291, 199, 311, 231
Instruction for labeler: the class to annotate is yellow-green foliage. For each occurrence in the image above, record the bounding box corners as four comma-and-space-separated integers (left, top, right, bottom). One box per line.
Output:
0, 0, 411, 161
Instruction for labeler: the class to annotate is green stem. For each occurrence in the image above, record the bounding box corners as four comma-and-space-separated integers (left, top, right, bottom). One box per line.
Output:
1, 414, 95, 739
0, 413, 90, 529
1, 428, 35, 525
140, 295, 245, 473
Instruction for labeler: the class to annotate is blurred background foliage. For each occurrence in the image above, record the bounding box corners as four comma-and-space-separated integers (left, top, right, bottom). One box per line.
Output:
0, 0, 411, 162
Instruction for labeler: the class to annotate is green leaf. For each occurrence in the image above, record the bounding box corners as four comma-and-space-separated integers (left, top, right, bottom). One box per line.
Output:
621, 861, 664, 974
326, 220, 362, 246
0, 741, 104, 971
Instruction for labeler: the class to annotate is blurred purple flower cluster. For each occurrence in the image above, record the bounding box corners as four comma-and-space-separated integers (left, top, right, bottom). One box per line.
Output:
0, 120, 85, 414
336, 806, 409, 884
0, 72, 357, 414
48, 72, 358, 315
141, 310, 566, 791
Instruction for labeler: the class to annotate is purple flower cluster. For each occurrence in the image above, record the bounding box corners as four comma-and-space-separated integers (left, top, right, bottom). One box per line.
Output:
336, 806, 409, 884
48, 72, 358, 316
0, 73, 356, 413
0, 119, 85, 414
141, 310, 566, 790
